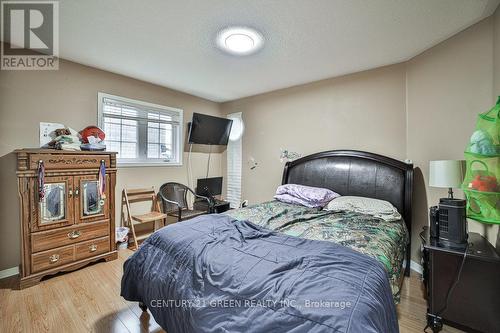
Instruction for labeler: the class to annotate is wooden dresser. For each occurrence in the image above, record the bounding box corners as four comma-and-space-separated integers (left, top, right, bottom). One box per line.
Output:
16, 149, 118, 289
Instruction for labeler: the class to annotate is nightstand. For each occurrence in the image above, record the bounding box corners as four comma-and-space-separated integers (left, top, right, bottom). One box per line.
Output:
420, 227, 500, 333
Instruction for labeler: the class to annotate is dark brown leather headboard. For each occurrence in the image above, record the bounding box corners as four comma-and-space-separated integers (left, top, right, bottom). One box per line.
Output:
282, 150, 413, 275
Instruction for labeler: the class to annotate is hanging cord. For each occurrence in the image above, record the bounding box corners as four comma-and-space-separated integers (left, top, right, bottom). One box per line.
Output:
423, 244, 469, 332
187, 143, 193, 189
37, 160, 45, 202
206, 144, 211, 178
187, 143, 194, 207
436, 245, 468, 314
98, 160, 106, 206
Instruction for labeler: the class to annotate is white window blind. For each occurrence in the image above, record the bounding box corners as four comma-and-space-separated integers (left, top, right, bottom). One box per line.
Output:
226, 112, 243, 208
98, 93, 183, 166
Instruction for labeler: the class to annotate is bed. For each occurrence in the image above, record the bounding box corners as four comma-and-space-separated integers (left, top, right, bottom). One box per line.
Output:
278, 149, 412, 275
224, 200, 408, 300
121, 150, 413, 333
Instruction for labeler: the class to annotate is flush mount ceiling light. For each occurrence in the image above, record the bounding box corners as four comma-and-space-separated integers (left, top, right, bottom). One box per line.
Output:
216, 27, 264, 56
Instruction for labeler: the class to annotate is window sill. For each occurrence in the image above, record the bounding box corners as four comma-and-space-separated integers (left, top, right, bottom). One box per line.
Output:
117, 162, 183, 168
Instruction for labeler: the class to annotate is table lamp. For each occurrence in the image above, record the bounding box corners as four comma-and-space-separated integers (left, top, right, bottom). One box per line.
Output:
429, 160, 464, 198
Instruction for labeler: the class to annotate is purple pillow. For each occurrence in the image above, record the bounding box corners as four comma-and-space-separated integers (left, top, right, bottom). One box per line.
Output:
274, 193, 321, 208
274, 184, 340, 208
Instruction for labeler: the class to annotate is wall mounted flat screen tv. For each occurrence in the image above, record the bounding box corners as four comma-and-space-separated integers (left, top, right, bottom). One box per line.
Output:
188, 113, 233, 145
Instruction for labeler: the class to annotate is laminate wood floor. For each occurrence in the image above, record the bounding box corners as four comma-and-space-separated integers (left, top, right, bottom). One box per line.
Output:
0, 250, 464, 333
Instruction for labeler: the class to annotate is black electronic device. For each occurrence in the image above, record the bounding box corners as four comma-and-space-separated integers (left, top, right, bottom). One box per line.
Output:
196, 177, 223, 198
429, 206, 439, 238
188, 113, 233, 145
193, 198, 230, 214
429, 198, 467, 248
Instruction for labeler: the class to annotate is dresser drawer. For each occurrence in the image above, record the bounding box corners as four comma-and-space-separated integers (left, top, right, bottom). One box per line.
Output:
31, 245, 74, 273
32, 221, 109, 253
28, 153, 110, 170
75, 236, 110, 261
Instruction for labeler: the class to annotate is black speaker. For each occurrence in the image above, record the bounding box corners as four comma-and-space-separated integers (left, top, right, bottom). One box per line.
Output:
437, 198, 467, 248
429, 206, 439, 238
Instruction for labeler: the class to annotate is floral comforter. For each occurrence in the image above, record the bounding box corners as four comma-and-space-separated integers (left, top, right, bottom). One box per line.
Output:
224, 200, 408, 301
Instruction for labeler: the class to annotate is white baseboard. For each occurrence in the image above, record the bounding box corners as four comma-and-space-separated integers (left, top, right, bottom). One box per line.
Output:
410, 260, 423, 274
0, 266, 19, 279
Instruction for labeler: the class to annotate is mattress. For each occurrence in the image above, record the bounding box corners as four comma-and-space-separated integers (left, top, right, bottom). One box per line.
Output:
225, 200, 408, 301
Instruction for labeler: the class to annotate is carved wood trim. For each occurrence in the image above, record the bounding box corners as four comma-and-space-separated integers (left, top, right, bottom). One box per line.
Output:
28, 154, 111, 170
17, 152, 28, 171
17, 169, 117, 177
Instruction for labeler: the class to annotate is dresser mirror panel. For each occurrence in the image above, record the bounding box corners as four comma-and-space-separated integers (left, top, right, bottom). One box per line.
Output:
40, 183, 66, 221
82, 180, 102, 216
75, 174, 109, 223
32, 175, 74, 231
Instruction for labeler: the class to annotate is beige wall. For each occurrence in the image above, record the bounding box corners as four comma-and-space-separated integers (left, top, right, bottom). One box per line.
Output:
222, 16, 500, 262
0, 58, 223, 271
221, 64, 407, 204
407, 17, 499, 261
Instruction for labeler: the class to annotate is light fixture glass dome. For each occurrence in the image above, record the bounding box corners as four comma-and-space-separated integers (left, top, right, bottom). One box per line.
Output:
216, 27, 264, 56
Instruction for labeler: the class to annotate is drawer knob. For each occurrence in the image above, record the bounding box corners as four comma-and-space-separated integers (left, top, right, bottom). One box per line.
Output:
49, 254, 60, 263
89, 244, 98, 252
68, 230, 81, 239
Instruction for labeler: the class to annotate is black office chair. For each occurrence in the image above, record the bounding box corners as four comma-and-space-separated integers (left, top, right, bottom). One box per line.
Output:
158, 182, 211, 222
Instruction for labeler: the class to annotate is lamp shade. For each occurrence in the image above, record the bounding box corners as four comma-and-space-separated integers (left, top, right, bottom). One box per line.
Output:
429, 160, 464, 188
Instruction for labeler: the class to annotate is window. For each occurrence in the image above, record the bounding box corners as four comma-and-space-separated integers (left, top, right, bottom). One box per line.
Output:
98, 93, 183, 166
226, 112, 243, 208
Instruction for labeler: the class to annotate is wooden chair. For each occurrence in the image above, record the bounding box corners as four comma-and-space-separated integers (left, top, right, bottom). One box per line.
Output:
158, 182, 210, 222
122, 187, 168, 250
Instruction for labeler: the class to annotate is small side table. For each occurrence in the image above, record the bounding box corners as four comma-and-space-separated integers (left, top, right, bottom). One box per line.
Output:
420, 227, 500, 333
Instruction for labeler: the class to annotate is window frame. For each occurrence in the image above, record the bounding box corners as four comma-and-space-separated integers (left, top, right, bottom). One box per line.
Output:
226, 112, 243, 208
97, 92, 184, 167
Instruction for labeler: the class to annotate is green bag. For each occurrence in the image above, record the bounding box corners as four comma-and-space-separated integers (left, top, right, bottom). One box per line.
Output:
462, 97, 500, 224
466, 97, 500, 155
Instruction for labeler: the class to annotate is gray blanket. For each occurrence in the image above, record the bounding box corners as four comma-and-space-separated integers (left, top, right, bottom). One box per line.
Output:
121, 214, 399, 333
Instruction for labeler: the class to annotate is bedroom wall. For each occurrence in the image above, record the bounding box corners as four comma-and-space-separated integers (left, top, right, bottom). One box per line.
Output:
0, 57, 223, 272
220, 64, 407, 205
406, 16, 499, 262
221, 15, 500, 263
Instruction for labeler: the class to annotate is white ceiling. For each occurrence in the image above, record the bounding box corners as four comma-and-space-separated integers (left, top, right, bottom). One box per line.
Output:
54, 0, 500, 102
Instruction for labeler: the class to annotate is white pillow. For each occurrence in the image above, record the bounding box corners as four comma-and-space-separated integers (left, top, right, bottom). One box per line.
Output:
324, 196, 401, 221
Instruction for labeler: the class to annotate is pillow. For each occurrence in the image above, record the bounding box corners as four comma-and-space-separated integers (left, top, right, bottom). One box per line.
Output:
274, 184, 340, 208
274, 193, 318, 208
324, 196, 401, 221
